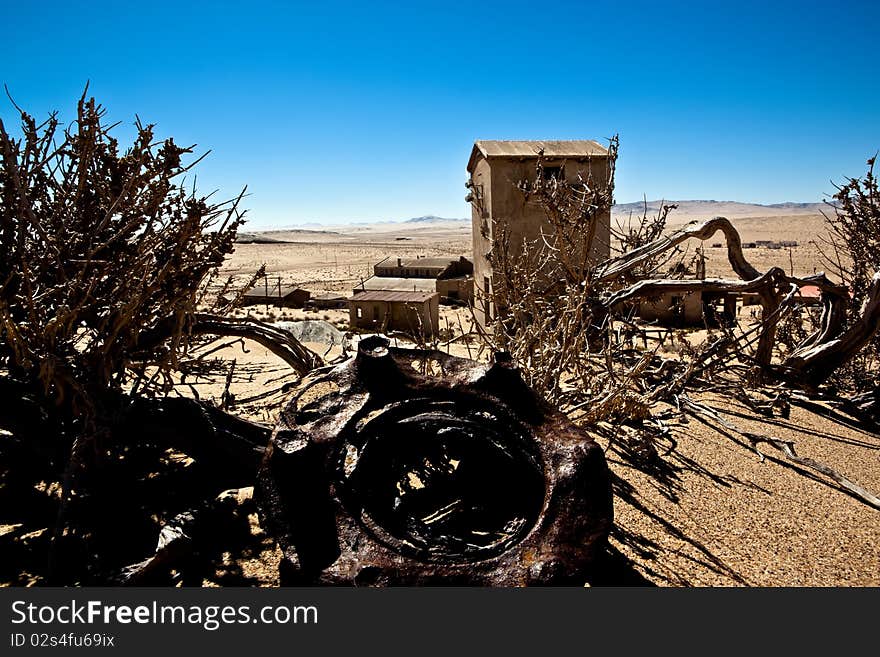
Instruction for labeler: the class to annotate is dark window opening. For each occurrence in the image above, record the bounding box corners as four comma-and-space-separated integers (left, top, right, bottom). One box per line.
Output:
542, 165, 564, 181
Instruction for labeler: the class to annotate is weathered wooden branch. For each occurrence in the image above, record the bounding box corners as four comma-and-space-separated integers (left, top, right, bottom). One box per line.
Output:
0, 376, 269, 476
137, 313, 323, 377
595, 216, 761, 283
782, 271, 880, 385
113, 487, 255, 585
603, 268, 787, 309
120, 395, 270, 476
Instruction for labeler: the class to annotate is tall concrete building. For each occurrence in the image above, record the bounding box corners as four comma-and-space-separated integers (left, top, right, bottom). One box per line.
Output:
466, 140, 611, 326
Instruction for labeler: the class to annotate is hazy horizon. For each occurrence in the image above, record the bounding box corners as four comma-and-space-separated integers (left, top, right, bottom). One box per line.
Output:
244, 199, 835, 231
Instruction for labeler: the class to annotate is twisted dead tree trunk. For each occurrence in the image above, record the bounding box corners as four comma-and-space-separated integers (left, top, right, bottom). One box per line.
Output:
596, 215, 874, 382
782, 271, 880, 385
594, 216, 761, 283
137, 313, 323, 376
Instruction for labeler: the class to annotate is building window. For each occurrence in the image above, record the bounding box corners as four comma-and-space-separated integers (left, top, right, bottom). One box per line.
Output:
542, 165, 564, 181
356, 307, 363, 319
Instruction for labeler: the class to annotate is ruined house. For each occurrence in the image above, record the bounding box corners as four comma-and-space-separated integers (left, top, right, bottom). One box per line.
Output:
240, 280, 311, 308
633, 249, 738, 327
466, 140, 611, 326
638, 291, 705, 326
370, 256, 474, 302
348, 290, 440, 337
374, 255, 472, 279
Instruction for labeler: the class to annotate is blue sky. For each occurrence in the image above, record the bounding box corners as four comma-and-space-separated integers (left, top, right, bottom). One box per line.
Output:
3, 0, 878, 228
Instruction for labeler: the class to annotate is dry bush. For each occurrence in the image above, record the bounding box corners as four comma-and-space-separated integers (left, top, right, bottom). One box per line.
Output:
0, 90, 252, 426
0, 90, 325, 584
818, 156, 880, 391
611, 198, 680, 279
478, 137, 620, 406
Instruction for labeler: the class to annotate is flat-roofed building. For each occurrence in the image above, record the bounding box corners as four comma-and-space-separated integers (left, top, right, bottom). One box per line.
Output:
240, 280, 310, 308
348, 290, 440, 337
369, 256, 474, 302
374, 256, 472, 279
353, 276, 436, 296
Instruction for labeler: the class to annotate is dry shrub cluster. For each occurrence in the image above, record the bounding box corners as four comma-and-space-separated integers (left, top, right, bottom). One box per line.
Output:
0, 90, 251, 427
0, 91, 321, 584
818, 156, 880, 392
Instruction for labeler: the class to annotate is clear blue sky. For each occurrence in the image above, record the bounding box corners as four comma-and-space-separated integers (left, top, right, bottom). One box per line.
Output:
4, 0, 878, 229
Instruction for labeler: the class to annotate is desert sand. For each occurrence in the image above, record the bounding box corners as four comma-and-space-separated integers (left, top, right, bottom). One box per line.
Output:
202, 206, 879, 587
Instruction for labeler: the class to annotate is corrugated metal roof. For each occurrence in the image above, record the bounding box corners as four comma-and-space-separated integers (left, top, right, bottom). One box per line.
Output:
356, 276, 437, 292
468, 140, 608, 171
349, 290, 438, 303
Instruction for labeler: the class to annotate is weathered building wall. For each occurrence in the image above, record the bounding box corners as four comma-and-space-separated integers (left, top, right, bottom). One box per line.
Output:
348, 294, 440, 336
436, 276, 474, 303
469, 152, 611, 326
470, 156, 494, 325
638, 291, 704, 326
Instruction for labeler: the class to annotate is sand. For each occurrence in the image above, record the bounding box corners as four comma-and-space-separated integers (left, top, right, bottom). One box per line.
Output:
204, 209, 879, 587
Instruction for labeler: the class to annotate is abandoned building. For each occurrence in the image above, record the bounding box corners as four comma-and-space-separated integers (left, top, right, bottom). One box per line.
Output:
369, 255, 474, 302
638, 291, 704, 325
374, 255, 472, 279
348, 290, 440, 337
354, 276, 436, 296
306, 292, 348, 310
466, 140, 611, 326
638, 291, 739, 327
240, 280, 310, 308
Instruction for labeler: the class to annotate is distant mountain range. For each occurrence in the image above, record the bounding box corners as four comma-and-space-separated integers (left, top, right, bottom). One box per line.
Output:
404, 215, 469, 223
611, 200, 832, 217
401, 203, 832, 225
245, 202, 834, 233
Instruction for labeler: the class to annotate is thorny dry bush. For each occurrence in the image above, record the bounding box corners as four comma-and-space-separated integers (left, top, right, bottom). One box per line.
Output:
0, 92, 252, 421
0, 91, 320, 583
468, 139, 880, 509
817, 156, 880, 394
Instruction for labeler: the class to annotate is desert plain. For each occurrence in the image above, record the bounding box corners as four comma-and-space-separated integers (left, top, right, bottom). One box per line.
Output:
184, 201, 880, 587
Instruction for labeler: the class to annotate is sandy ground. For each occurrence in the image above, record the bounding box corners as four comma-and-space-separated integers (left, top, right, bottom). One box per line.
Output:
202, 209, 879, 587
602, 393, 880, 586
